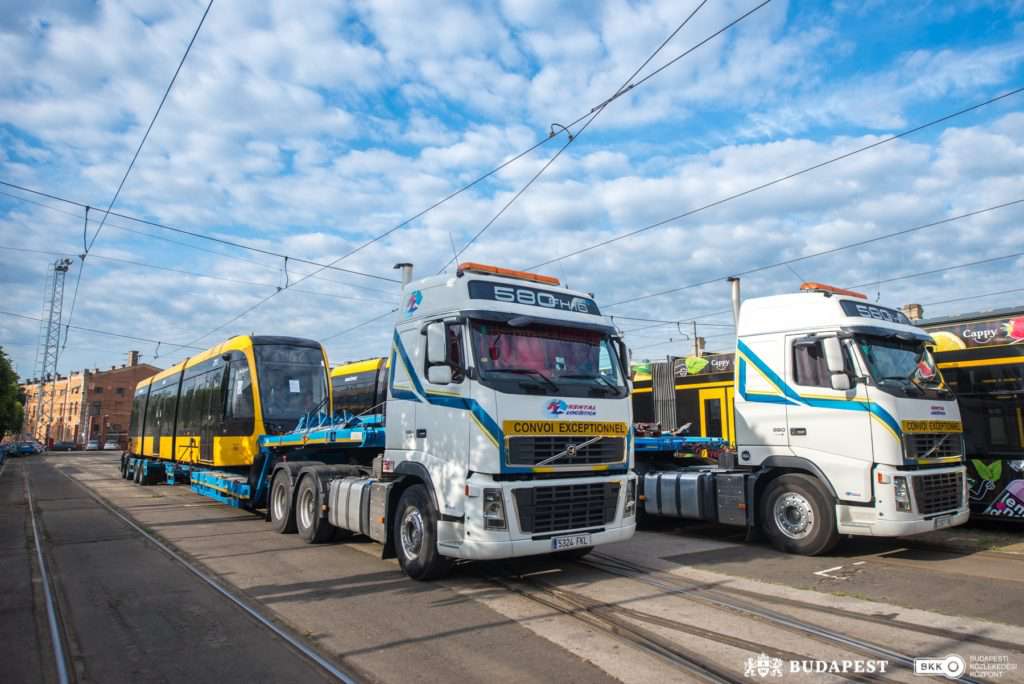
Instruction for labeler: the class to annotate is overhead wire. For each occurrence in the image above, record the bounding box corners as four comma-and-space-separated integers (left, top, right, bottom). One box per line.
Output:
604, 197, 1024, 308
441, 0, 715, 270
0, 310, 206, 351
0, 188, 394, 295
0, 246, 383, 304
0, 180, 398, 285
63, 0, 216, 350
257, 0, 776, 282
321, 308, 399, 343
529, 86, 1024, 271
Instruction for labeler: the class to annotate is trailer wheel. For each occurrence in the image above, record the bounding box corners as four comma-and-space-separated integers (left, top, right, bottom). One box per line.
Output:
761, 474, 839, 556
269, 471, 297, 534
295, 476, 335, 544
120, 454, 128, 479
393, 484, 452, 581
133, 461, 143, 484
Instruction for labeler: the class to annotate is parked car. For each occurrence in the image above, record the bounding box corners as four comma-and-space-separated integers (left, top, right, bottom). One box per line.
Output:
102, 440, 120, 451
50, 441, 77, 452
14, 442, 42, 456
85, 440, 100, 451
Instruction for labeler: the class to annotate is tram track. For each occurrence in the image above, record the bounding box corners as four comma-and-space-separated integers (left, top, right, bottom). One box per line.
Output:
45, 462, 361, 684
581, 552, 995, 684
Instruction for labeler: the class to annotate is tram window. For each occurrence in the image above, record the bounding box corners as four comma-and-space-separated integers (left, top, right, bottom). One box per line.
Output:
225, 359, 254, 435
705, 398, 723, 438
988, 407, 1009, 446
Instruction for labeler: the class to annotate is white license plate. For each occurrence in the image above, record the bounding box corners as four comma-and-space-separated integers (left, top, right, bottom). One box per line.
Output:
934, 515, 953, 529
551, 533, 592, 551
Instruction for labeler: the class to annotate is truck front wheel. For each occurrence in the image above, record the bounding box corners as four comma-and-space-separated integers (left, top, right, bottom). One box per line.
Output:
393, 484, 452, 581
761, 474, 839, 556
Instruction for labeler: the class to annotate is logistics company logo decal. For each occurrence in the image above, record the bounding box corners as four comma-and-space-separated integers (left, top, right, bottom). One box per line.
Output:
403, 290, 422, 317
544, 400, 597, 417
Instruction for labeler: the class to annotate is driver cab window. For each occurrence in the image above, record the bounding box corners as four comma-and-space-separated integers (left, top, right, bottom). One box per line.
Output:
793, 341, 831, 388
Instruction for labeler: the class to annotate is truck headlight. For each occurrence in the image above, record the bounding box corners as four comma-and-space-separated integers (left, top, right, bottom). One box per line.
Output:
624, 479, 637, 518
483, 488, 506, 530
893, 476, 912, 513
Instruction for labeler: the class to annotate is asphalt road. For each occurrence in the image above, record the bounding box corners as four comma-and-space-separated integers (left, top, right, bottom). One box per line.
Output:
1, 453, 619, 684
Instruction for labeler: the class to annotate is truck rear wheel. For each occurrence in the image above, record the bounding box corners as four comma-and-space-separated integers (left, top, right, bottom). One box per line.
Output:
393, 484, 452, 581
269, 471, 297, 534
761, 474, 839, 556
295, 475, 335, 544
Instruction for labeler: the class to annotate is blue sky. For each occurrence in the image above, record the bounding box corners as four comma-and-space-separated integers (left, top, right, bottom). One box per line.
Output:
1, 0, 1023, 378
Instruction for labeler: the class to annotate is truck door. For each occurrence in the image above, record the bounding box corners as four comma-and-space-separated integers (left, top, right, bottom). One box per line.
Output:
785, 335, 873, 503
420, 321, 470, 515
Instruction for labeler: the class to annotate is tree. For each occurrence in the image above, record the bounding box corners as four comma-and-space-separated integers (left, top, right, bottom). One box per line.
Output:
0, 347, 24, 438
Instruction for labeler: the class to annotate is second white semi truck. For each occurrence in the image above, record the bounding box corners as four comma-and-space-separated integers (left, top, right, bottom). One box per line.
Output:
635, 279, 969, 555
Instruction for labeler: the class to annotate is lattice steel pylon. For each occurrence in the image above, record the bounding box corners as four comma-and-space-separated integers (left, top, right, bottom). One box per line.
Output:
29, 258, 74, 442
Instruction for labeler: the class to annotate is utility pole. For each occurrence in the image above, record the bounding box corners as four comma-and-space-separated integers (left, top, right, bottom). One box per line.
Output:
30, 258, 73, 445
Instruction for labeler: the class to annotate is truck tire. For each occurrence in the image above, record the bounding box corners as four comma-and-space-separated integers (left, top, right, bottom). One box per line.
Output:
120, 454, 129, 479
269, 471, 297, 534
295, 475, 335, 544
134, 461, 143, 484
393, 484, 452, 581
761, 474, 839, 556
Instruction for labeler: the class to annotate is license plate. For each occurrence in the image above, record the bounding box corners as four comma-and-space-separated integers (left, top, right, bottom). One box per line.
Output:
551, 533, 591, 551
934, 515, 953, 529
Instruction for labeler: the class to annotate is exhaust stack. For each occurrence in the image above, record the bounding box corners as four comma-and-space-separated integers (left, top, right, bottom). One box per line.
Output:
728, 276, 741, 327
394, 263, 414, 289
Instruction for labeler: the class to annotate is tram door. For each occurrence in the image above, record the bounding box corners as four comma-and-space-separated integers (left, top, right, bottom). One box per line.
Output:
699, 387, 735, 445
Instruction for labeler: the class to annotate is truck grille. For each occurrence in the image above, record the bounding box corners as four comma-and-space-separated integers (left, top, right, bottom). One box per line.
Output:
912, 471, 963, 515
513, 482, 620, 534
904, 433, 962, 461
507, 436, 625, 467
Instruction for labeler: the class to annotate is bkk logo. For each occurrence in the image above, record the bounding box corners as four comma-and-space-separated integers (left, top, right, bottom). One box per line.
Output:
544, 400, 597, 417
404, 290, 422, 317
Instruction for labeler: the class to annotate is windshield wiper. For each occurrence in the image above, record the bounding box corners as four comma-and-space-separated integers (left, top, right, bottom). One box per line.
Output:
558, 373, 620, 395
489, 368, 559, 393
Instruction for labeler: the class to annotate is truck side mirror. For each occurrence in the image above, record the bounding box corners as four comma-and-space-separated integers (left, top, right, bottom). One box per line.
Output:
829, 374, 851, 391
427, 365, 452, 385
426, 322, 447, 365
822, 337, 845, 373
822, 337, 851, 390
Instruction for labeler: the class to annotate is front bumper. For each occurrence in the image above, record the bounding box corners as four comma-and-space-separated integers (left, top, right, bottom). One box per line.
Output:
836, 463, 969, 537
437, 472, 637, 561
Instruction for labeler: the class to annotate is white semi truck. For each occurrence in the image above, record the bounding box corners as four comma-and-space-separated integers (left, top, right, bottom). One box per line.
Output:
636, 279, 969, 555
266, 262, 638, 579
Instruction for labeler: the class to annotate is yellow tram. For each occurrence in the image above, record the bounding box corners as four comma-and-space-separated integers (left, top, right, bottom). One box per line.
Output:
128, 335, 330, 468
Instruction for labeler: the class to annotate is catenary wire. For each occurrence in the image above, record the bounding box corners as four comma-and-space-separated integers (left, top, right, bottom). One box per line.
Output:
0, 180, 398, 284
442, 0, 714, 270
919, 288, 1024, 309
0, 310, 206, 350
0, 189, 395, 296
604, 197, 1023, 308
284, 0, 776, 282
0, 246, 383, 304
160, 0, 759, 342
321, 308, 399, 343
530, 86, 1024, 271
63, 0, 216, 350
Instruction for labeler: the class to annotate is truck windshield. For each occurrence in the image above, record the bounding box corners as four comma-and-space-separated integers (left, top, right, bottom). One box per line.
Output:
469, 320, 627, 398
856, 335, 943, 393
253, 345, 328, 430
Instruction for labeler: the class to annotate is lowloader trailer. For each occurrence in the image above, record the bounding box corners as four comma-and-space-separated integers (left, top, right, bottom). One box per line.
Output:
631, 278, 970, 555
123, 262, 638, 580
